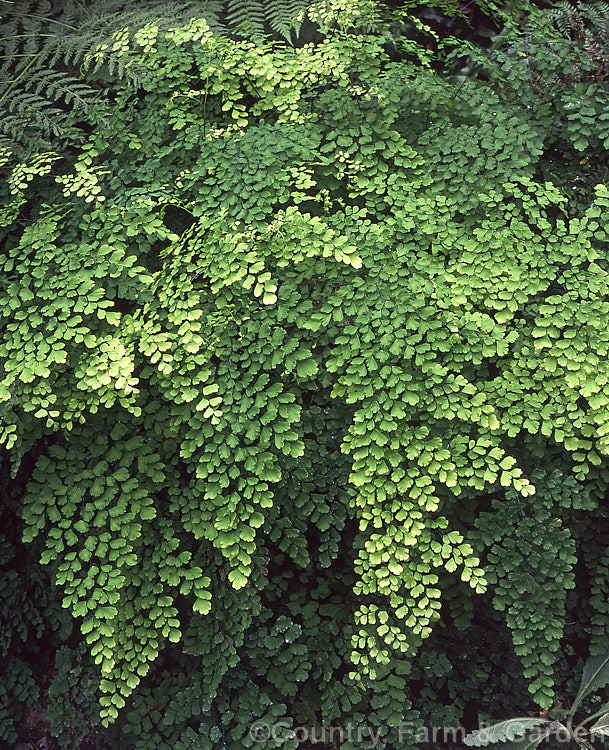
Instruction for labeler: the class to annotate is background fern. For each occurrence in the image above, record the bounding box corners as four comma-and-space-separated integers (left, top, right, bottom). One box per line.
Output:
549, 0, 609, 60
0, 0, 223, 155
0, 0, 327, 157
7, 0, 609, 747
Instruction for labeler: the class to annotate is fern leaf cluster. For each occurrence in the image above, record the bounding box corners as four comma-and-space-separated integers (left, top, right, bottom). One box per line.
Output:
550, 0, 609, 45
0, 0, 226, 154
4, 0, 609, 747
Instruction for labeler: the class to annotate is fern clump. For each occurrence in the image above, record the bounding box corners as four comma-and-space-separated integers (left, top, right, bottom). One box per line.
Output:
4, 0, 609, 745
0, 0, 337, 156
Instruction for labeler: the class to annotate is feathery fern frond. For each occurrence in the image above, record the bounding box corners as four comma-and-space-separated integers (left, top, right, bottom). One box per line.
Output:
0, 0, 225, 156
265, 0, 309, 40
582, 0, 609, 38
225, 0, 310, 40
549, 0, 609, 46
225, 0, 267, 36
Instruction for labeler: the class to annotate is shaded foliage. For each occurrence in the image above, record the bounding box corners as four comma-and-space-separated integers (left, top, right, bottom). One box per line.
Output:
2, 1, 609, 748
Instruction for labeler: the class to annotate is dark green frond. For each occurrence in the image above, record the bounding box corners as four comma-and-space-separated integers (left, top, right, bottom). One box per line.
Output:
264, 0, 309, 40
549, 0, 609, 45
225, 0, 267, 35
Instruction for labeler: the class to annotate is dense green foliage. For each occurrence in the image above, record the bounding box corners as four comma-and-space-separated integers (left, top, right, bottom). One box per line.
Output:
0, 0, 366, 155
3, 0, 609, 747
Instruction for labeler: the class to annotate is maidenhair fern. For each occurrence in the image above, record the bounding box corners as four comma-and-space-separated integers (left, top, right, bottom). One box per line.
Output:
471, 467, 582, 706
5, 0, 609, 746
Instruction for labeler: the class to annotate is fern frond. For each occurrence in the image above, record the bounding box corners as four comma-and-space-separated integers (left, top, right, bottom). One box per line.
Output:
226, 0, 267, 35
549, 1, 576, 38
549, 0, 609, 45
263, 0, 309, 40
26, 70, 95, 110
1, 101, 70, 147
